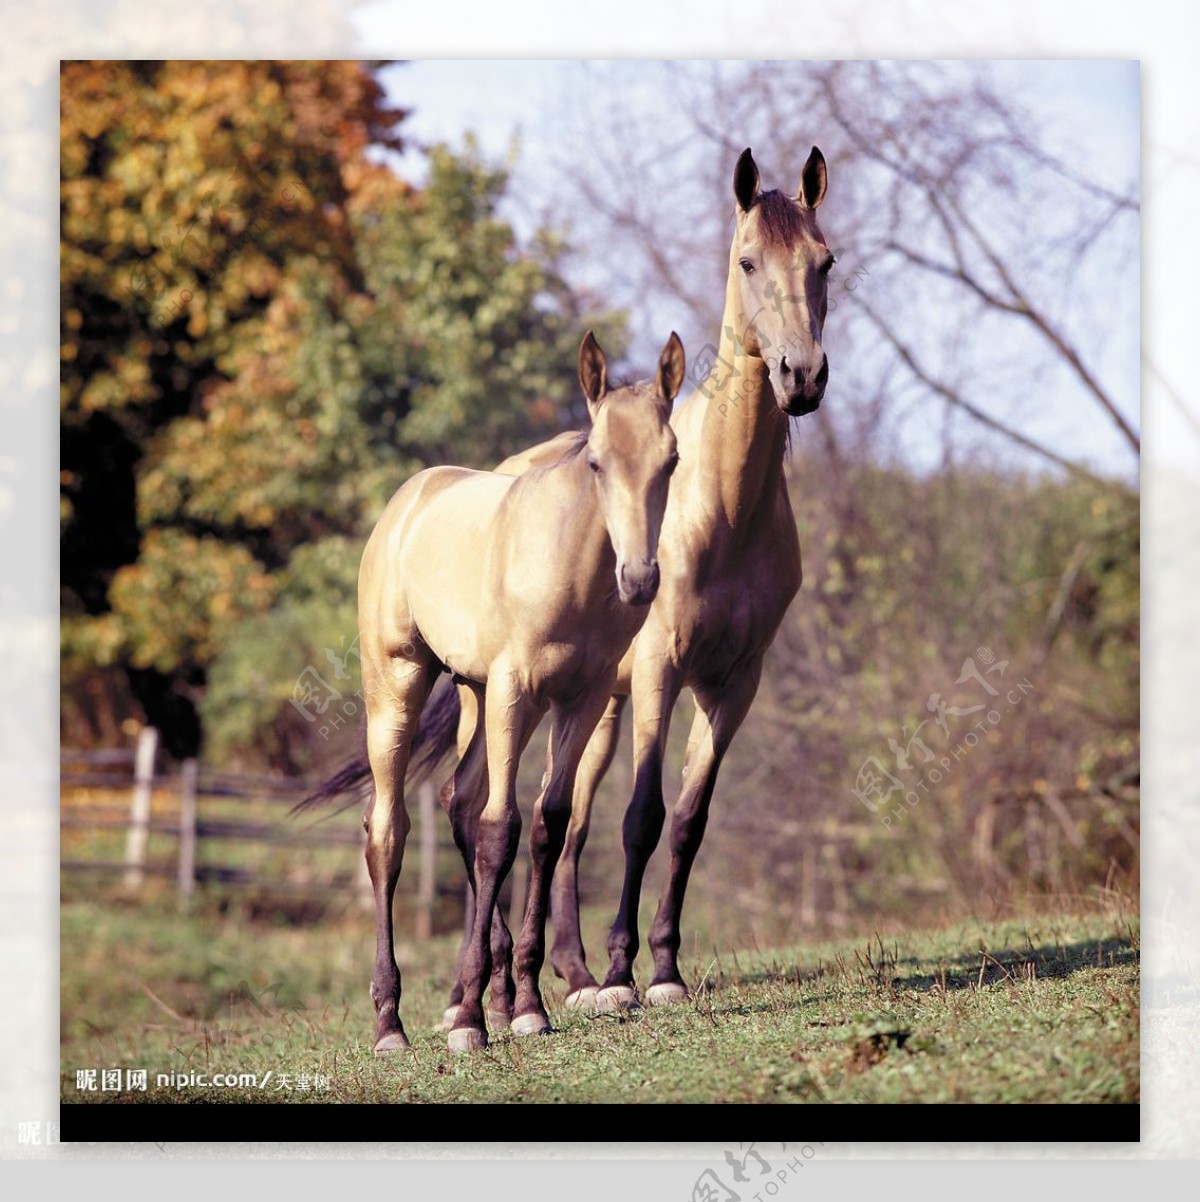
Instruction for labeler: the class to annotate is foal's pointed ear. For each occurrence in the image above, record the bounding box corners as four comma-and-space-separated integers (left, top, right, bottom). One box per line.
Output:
655, 332, 686, 406
797, 146, 827, 210
733, 148, 759, 213
578, 330, 608, 417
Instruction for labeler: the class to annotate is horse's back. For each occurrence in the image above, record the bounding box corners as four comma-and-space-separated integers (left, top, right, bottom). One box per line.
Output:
360, 466, 514, 678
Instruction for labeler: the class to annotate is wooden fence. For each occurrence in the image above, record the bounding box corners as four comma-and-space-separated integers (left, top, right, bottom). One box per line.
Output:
59, 727, 527, 934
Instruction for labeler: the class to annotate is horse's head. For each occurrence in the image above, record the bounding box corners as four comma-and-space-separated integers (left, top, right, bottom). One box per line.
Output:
729, 146, 832, 416
578, 330, 683, 606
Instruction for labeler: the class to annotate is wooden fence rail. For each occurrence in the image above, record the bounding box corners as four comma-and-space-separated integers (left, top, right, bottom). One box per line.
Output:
59, 728, 517, 935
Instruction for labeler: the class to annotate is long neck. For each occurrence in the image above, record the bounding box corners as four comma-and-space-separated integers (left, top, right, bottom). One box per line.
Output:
686, 259, 790, 531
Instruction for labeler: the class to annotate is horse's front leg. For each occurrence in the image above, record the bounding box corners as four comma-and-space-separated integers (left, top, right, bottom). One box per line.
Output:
449, 668, 540, 1053
597, 652, 684, 1010
645, 658, 762, 1002
512, 686, 616, 1034
363, 654, 436, 1053
550, 695, 626, 1007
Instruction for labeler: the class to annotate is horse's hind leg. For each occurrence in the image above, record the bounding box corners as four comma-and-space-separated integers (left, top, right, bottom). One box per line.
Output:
550, 695, 626, 1007
438, 683, 517, 1032
436, 685, 480, 1029
364, 651, 437, 1054
450, 667, 540, 1053
439, 884, 516, 1033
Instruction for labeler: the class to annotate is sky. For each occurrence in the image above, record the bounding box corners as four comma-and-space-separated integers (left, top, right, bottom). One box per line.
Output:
343, 53, 1143, 481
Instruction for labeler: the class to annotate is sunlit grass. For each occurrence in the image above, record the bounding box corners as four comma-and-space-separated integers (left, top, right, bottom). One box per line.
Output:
61, 897, 1137, 1105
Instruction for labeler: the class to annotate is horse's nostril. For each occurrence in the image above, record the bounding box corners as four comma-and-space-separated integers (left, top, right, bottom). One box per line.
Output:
779, 355, 792, 377
814, 358, 829, 389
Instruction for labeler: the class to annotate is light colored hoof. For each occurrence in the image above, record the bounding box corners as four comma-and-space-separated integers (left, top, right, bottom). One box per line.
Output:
373, 1031, 411, 1054
511, 1012, 552, 1037
646, 982, 691, 1006
433, 1005, 460, 1032
563, 985, 600, 1011
447, 1026, 488, 1055
487, 1009, 512, 1032
595, 985, 640, 1013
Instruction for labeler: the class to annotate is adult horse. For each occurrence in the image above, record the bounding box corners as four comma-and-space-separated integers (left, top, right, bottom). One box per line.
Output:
320, 331, 684, 1054
442, 147, 834, 1015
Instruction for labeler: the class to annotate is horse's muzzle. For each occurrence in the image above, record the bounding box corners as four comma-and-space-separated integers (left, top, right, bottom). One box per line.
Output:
618, 561, 660, 606
777, 353, 828, 416
781, 391, 823, 417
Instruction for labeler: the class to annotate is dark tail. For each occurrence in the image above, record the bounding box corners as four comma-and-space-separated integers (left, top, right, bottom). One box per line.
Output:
290, 677, 463, 818
407, 677, 464, 785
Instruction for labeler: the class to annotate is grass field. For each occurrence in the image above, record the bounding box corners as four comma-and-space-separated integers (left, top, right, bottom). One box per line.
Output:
61, 895, 1138, 1105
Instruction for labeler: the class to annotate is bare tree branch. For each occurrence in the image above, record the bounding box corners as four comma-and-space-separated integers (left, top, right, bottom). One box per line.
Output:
822, 66, 1140, 457
858, 298, 1110, 486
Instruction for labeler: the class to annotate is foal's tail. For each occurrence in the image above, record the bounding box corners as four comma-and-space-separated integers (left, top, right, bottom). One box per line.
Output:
289, 678, 463, 818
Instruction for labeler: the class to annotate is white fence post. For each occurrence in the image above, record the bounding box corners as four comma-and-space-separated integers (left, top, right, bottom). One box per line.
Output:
122, 726, 158, 888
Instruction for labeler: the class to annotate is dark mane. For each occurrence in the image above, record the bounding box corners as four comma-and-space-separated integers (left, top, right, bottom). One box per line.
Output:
752, 189, 814, 251
558, 430, 589, 459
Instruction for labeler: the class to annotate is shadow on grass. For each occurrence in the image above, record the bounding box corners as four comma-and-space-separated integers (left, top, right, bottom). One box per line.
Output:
708, 934, 1138, 997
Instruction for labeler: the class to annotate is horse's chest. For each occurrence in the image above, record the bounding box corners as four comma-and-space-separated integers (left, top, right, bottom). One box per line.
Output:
525, 611, 640, 702
670, 550, 799, 680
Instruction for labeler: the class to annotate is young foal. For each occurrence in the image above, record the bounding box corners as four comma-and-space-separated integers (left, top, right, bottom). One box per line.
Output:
358, 332, 683, 1053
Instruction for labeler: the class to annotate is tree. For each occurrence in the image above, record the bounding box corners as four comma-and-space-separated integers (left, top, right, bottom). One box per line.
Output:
61, 62, 624, 766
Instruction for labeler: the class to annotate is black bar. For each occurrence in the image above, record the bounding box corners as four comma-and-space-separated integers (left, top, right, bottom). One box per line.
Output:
62, 1102, 1139, 1146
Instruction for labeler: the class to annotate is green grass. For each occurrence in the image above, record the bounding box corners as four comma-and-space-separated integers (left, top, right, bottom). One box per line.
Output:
60, 896, 1138, 1104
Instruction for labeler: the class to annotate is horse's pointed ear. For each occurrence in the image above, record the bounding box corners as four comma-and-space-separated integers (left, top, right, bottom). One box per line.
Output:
797, 146, 827, 210
734, 148, 759, 213
578, 330, 608, 417
655, 332, 686, 406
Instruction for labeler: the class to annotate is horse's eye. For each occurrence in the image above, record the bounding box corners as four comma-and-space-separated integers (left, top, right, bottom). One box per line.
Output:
819, 255, 836, 275
587, 457, 601, 473
667, 452, 680, 475
739, 258, 755, 274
